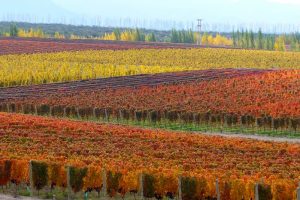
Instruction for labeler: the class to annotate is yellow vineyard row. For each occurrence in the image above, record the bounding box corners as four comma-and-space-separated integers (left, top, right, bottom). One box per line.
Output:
1, 48, 300, 87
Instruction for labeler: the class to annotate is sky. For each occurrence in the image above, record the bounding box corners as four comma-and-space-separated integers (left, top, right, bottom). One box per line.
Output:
0, 0, 300, 32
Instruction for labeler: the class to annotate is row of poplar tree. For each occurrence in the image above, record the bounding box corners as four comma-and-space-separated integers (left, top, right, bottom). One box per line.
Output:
232, 29, 300, 51
169, 28, 300, 51
3, 24, 300, 51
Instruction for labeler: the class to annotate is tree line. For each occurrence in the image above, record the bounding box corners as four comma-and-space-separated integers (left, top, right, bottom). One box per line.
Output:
101, 28, 156, 42
231, 29, 300, 51
2, 24, 300, 51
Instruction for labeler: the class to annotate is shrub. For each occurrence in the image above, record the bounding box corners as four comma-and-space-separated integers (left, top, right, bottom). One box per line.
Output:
182, 177, 197, 200
69, 166, 88, 193
258, 183, 273, 200
143, 174, 155, 198
0, 160, 12, 186
107, 171, 122, 197
31, 161, 48, 192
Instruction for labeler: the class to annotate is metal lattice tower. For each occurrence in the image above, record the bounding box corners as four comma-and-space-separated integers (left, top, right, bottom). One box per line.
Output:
197, 19, 202, 45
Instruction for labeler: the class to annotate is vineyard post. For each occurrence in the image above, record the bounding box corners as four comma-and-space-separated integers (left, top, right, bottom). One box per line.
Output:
255, 183, 259, 200
288, 118, 293, 132
148, 111, 152, 124
102, 169, 107, 197
224, 115, 228, 128
216, 179, 220, 200
139, 173, 144, 200
162, 110, 167, 128
178, 176, 182, 200
29, 160, 34, 197
21, 104, 24, 113
193, 113, 197, 130
177, 112, 181, 129
239, 116, 243, 133
49, 106, 53, 116
297, 182, 300, 200
105, 108, 108, 121
63, 107, 67, 118
119, 109, 123, 123
92, 107, 96, 119
6, 103, 10, 112
134, 110, 137, 121
255, 118, 259, 132
204, 113, 208, 132
220, 115, 223, 133
76, 108, 80, 119
67, 166, 72, 200
34, 105, 37, 115
208, 114, 212, 132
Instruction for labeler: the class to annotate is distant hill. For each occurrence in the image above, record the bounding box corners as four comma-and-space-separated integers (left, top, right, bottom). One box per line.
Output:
0, 21, 226, 42
0, 22, 173, 41
0, 0, 74, 20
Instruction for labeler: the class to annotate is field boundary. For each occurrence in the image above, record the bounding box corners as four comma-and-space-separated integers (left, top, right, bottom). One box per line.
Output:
87, 119, 300, 143
0, 68, 270, 98
3, 111, 299, 143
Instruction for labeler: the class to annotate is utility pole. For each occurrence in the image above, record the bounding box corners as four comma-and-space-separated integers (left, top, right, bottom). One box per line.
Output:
197, 19, 202, 45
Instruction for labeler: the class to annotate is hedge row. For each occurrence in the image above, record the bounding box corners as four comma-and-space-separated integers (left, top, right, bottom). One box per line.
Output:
1, 103, 300, 132
0, 160, 299, 199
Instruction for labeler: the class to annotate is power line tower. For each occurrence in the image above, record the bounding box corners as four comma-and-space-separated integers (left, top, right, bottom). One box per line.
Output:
197, 19, 202, 45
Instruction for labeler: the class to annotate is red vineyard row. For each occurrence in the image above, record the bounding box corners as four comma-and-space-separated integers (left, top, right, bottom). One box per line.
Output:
0, 37, 232, 55
1, 160, 299, 200
1, 70, 300, 132
0, 68, 269, 100
0, 113, 299, 199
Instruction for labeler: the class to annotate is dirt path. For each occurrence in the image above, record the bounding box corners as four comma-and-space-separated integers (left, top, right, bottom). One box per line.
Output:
135, 125, 300, 143
0, 194, 44, 200
193, 131, 300, 143
103, 121, 300, 143
0, 194, 132, 200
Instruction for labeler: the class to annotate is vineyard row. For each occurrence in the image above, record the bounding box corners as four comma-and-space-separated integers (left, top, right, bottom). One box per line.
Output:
1, 46, 299, 87
0, 37, 205, 56
1, 71, 300, 137
0, 68, 266, 100
0, 113, 299, 198
1, 103, 300, 136
1, 160, 300, 200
